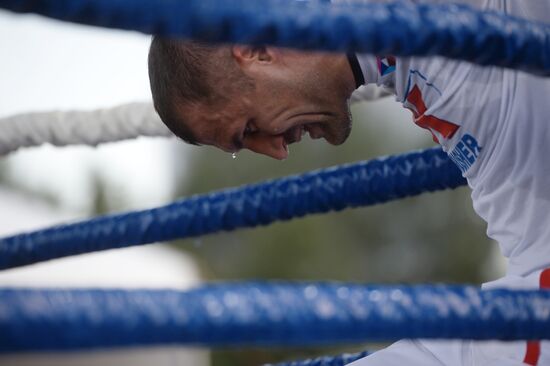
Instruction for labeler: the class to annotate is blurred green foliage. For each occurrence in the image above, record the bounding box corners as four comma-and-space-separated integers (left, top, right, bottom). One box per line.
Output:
170, 99, 495, 365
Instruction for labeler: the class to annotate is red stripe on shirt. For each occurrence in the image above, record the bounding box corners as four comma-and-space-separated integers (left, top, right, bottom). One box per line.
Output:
405, 85, 459, 143
523, 268, 550, 365
524, 342, 541, 365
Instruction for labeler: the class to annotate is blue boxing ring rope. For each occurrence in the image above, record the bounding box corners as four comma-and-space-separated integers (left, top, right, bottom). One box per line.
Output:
266, 350, 371, 366
1, 0, 549, 76
0, 0, 549, 365
0, 147, 465, 270
2, 284, 550, 352
267, 351, 371, 366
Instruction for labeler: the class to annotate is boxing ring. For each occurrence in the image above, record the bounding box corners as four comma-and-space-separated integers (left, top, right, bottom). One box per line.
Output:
0, 0, 549, 365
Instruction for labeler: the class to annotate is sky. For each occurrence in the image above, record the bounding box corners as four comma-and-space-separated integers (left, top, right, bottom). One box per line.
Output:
0, 10, 185, 213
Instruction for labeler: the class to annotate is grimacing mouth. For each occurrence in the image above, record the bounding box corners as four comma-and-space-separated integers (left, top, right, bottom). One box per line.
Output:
282, 123, 326, 146
280, 111, 336, 146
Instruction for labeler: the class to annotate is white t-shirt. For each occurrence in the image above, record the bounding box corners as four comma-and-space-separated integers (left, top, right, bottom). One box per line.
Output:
355, 1, 550, 277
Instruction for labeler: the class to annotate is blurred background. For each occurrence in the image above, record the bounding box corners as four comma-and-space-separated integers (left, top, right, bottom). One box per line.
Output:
0, 9, 504, 366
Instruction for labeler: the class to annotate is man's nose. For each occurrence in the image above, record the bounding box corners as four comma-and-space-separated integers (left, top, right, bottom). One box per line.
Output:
243, 133, 289, 160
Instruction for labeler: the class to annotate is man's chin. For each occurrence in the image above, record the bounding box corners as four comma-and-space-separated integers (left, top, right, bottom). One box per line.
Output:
323, 132, 348, 146
326, 122, 352, 145
327, 135, 349, 146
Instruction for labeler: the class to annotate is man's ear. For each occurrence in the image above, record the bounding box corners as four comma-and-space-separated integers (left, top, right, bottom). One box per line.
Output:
232, 45, 274, 68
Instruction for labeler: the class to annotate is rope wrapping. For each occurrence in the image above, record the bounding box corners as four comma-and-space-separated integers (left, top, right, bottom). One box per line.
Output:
266, 351, 370, 366
0, 0, 548, 75
0, 103, 171, 155
1, 283, 550, 352
0, 148, 466, 270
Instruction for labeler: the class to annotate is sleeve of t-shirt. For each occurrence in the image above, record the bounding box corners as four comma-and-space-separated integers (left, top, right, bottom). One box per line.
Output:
350, 85, 392, 104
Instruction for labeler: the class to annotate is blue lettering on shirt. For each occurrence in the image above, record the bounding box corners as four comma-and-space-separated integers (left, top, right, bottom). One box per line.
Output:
449, 134, 482, 174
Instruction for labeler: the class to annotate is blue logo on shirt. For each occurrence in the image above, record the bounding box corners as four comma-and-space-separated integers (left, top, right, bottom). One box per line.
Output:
449, 134, 482, 174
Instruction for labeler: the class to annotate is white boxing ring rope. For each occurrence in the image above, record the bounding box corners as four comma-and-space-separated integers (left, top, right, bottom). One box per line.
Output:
0, 102, 172, 156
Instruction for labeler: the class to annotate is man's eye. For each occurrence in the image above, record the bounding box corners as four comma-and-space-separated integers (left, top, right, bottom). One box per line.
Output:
244, 120, 258, 136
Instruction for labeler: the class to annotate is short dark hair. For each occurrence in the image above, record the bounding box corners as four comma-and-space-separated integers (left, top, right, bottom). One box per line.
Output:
148, 37, 252, 145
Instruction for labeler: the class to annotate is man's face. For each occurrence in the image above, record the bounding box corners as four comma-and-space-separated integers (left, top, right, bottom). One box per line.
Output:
182, 47, 356, 159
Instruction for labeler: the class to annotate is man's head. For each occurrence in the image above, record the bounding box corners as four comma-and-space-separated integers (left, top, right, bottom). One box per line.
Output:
148, 38, 357, 159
